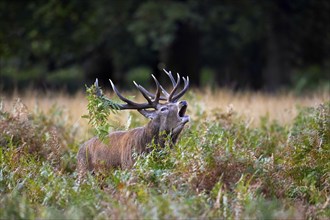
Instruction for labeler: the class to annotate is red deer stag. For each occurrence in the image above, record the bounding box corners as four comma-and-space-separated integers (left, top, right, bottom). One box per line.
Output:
77, 70, 189, 177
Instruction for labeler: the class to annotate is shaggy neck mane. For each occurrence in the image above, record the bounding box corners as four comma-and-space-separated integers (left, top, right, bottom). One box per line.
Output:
136, 118, 167, 152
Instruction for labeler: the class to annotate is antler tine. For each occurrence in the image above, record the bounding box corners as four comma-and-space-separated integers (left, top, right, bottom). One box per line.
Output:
109, 80, 135, 105
109, 79, 153, 109
136, 72, 179, 101
135, 84, 167, 101
132, 73, 167, 101
172, 76, 190, 102
94, 78, 103, 97
168, 73, 181, 102
159, 83, 169, 97
133, 81, 153, 104
151, 74, 161, 104
163, 69, 176, 86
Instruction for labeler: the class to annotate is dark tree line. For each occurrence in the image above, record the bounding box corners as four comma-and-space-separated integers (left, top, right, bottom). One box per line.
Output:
0, 0, 329, 92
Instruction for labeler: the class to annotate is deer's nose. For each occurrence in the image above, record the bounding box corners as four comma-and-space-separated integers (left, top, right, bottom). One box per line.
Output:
179, 100, 187, 106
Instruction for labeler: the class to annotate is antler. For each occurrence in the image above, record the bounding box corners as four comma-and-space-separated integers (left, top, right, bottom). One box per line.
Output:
95, 76, 161, 110
133, 69, 190, 103
94, 69, 189, 110
162, 69, 190, 102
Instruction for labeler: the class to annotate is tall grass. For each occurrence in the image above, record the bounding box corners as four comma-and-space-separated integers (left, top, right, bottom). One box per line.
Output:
0, 89, 329, 219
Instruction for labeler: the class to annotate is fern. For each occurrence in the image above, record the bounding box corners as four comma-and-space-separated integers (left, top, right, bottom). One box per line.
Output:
82, 83, 121, 140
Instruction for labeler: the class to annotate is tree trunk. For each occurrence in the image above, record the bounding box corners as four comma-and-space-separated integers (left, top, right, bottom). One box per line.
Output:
263, 3, 292, 91
161, 23, 201, 86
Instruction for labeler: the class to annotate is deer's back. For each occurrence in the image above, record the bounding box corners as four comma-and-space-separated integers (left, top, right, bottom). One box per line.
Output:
77, 127, 147, 173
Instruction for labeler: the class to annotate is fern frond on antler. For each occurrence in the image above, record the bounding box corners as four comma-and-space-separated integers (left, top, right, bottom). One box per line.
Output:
82, 80, 121, 139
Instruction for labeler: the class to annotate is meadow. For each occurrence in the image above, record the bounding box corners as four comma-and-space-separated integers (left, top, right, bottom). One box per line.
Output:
0, 88, 329, 219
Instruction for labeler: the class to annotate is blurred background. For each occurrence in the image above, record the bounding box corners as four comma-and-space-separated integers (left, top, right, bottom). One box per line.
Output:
0, 0, 329, 93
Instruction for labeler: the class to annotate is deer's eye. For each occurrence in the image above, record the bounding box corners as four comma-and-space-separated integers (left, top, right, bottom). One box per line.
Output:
160, 107, 168, 112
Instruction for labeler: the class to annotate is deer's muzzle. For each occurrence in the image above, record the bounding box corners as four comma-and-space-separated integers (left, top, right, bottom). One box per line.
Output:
178, 100, 189, 124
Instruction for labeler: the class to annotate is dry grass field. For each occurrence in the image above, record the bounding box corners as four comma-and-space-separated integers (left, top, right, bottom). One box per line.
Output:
3, 88, 328, 129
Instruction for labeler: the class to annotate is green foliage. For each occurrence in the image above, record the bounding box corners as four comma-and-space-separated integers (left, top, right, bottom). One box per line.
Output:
1, 97, 329, 219
46, 66, 84, 92
128, 1, 201, 50
200, 67, 216, 88
1, 1, 329, 92
125, 66, 152, 87
283, 103, 330, 203
82, 84, 120, 140
293, 65, 330, 93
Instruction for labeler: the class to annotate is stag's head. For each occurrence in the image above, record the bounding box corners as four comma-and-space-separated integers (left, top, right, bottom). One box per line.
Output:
148, 100, 189, 136
95, 69, 190, 140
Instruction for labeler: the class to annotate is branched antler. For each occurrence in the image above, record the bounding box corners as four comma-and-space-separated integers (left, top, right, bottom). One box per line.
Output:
95, 69, 190, 110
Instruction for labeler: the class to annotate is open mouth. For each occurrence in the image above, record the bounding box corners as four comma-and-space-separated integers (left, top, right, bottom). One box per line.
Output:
177, 100, 189, 124
179, 104, 187, 117
178, 101, 188, 117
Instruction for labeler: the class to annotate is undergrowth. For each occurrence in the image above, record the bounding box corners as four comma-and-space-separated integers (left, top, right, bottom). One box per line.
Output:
0, 97, 329, 219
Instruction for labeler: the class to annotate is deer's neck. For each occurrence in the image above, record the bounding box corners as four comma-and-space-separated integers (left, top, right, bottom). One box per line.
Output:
141, 120, 168, 150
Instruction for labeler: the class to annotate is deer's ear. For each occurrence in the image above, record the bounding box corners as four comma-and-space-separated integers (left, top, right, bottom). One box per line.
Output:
138, 109, 157, 119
